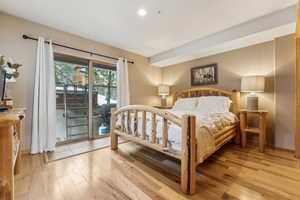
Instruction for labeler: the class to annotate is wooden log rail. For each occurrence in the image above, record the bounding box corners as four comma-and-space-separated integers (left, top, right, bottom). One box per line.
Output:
110, 105, 197, 194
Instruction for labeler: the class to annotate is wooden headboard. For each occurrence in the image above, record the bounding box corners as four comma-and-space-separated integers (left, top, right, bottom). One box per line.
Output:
172, 87, 240, 114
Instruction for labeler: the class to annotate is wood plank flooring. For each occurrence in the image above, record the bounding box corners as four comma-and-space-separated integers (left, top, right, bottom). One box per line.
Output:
46, 137, 125, 162
15, 142, 300, 200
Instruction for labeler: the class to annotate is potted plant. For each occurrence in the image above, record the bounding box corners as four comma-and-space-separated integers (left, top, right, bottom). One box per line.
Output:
0, 55, 22, 108
0, 55, 22, 80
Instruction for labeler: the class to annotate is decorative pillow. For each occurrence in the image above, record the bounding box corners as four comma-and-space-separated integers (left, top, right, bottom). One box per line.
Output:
196, 96, 232, 113
173, 98, 198, 110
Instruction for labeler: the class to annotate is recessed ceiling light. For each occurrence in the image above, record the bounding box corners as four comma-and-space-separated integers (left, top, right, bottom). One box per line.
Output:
138, 8, 147, 16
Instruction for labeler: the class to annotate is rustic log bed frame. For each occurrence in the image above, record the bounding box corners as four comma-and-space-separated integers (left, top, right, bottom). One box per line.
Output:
111, 88, 240, 195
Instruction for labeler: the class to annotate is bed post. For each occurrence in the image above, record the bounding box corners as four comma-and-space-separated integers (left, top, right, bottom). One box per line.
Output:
181, 115, 197, 195
232, 90, 241, 144
111, 108, 118, 150
231, 90, 240, 115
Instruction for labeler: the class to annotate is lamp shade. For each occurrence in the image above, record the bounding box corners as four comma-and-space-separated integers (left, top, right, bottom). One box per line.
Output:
158, 85, 170, 96
241, 76, 265, 92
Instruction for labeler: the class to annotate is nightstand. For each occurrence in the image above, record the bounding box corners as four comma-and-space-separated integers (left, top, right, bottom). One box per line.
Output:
153, 106, 172, 109
240, 109, 268, 152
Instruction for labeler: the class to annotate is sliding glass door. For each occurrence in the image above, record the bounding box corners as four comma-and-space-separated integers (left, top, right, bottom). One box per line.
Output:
55, 55, 89, 143
54, 54, 116, 144
92, 63, 117, 137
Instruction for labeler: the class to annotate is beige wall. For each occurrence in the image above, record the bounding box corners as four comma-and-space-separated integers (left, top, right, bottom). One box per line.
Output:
162, 35, 296, 150
274, 35, 296, 150
0, 12, 162, 150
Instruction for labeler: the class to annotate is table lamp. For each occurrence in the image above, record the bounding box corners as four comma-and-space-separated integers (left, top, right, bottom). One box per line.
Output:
158, 85, 170, 107
241, 76, 265, 110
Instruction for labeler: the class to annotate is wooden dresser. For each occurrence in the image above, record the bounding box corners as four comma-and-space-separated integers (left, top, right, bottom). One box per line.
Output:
0, 109, 25, 200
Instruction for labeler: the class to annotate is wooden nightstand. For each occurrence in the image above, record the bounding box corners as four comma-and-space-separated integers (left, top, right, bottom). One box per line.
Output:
153, 106, 172, 109
240, 109, 268, 152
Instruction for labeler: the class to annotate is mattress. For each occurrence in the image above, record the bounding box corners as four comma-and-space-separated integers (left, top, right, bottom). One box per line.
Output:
115, 109, 238, 163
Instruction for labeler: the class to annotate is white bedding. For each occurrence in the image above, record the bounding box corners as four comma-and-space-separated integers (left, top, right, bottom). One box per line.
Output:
115, 109, 238, 163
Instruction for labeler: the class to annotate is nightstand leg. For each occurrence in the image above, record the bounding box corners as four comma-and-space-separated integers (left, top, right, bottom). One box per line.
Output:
234, 127, 241, 145
240, 113, 247, 148
259, 113, 267, 152
242, 132, 247, 148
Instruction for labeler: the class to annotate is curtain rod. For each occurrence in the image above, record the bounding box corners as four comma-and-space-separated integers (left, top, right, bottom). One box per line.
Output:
22, 34, 134, 64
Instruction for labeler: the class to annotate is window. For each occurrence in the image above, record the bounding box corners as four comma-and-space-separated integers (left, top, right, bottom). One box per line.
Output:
92, 63, 117, 136
93, 63, 117, 106
54, 55, 89, 143
54, 54, 116, 143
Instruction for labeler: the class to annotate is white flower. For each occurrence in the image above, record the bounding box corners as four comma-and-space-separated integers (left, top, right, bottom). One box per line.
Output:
5, 66, 15, 74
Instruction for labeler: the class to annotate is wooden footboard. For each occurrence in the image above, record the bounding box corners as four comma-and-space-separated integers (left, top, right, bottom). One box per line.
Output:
110, 105, 197, 194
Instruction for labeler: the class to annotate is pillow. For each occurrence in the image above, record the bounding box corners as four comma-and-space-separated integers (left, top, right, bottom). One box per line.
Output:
173, 98, 198, 110
196, 96, 232, 113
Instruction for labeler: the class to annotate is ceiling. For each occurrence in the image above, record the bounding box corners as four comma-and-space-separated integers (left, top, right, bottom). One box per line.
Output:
0, 0, 297, 67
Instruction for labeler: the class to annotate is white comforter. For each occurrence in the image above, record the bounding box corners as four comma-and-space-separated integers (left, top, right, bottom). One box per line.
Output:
116, 109, 238, 162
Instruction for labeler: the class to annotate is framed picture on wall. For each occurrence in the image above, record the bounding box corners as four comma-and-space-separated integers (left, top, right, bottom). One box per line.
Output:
191, 63, 218, 86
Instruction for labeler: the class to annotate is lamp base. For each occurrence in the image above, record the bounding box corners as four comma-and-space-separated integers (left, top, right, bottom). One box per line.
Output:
247, 96, 258, 110
161, 97, 167, 107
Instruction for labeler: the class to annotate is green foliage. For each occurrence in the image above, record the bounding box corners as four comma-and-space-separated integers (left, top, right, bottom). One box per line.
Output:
55, 61, 77, 85
10, 63, 22, 70
93, 67, 116, 86
12, 72, 20, 78
55, 60, 117, 104
6, 73, 12, 79
93, 67, 117, 102
0, 56, 5, 66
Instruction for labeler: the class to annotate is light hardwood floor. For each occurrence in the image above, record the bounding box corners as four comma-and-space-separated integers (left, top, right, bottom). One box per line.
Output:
15, 142, 300, 200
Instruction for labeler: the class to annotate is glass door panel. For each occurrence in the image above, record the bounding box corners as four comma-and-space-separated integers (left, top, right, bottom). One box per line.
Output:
92, 63, 117, 137
55, 55, 89, 143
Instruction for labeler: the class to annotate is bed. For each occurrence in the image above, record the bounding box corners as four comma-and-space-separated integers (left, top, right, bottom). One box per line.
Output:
110, 87, 240, 195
